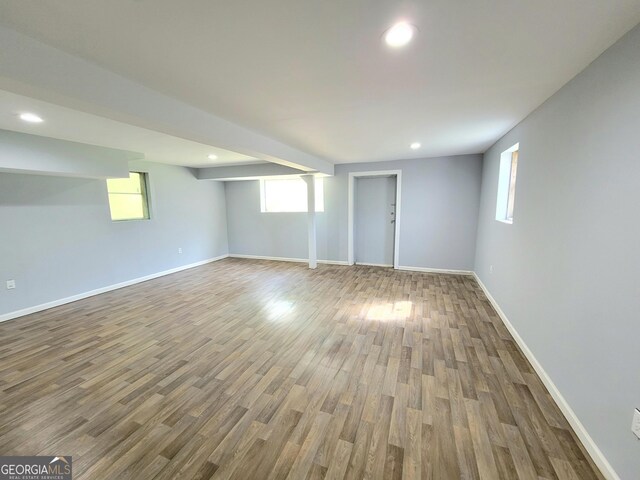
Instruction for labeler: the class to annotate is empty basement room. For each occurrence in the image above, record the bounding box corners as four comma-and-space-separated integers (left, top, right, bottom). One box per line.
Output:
1, 3, 639, 480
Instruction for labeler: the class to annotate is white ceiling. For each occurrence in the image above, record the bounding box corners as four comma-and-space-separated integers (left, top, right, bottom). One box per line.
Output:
1, 1, 639, 164
0, 90, 260, 168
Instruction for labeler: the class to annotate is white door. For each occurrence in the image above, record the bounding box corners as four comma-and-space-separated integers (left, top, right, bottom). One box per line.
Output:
354, 176, 396, 266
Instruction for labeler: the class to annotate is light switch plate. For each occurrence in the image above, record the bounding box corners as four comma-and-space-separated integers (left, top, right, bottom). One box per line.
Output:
6, 280, 16, 290
632, 408, 640, 440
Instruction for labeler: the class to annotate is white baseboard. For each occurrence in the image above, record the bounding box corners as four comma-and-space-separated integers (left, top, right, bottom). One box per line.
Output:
0, 254, 229, 324
228, 254, 349, 266
397, 265, 474, 275
318, 260, 350, 265
355, 262, 393, 268
472, 272, 619, 480
229, 255, 474, 274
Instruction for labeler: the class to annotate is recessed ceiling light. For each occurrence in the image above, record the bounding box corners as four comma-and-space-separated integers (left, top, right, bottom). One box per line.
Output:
19, 112, 44, 123
410, 142, 421, 150
384, 22, 415, 48
208, 154, 218, 160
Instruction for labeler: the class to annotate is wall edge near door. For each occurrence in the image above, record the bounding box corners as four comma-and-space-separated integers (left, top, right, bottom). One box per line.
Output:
0, 254, 230, 324
472, 272, 620, 480
397, 265, 474, 275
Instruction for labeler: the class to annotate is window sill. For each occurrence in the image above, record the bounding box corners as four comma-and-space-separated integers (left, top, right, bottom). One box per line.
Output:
111, 218, 151, 222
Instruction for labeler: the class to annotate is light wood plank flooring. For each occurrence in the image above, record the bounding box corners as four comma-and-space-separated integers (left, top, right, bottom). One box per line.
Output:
0, 259, 602, 479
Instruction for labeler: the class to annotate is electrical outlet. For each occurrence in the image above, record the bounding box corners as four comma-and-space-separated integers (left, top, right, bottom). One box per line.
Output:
489, 265, 494, 274
178, 248, 182, 254
6, 279, 16, 290
632, 408, 640, 440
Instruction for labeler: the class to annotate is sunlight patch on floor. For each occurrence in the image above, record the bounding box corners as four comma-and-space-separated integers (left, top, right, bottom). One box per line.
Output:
263, 299, 295, 322
365, 300, 412, 321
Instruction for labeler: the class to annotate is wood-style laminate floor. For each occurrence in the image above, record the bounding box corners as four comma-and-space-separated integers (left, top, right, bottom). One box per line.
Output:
0, 259, 602, 480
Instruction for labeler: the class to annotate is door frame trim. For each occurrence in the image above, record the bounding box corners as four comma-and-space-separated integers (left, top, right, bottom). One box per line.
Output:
348, 170, 402, 268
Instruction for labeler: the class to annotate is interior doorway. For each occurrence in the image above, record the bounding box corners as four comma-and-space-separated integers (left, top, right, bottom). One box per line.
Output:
348, 170, 402, 268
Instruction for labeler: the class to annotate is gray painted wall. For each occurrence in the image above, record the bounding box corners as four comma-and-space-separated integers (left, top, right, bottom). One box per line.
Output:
224, 180, 319, 260
225, 154, 483, 270
355, 176, 396, 266
0, 160, 228, 317
474, 25, 640, 479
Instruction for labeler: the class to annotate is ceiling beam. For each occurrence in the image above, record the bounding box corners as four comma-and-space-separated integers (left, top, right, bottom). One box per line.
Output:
197, 163, 308, 181
0, 129, 135, 178
0, 26, 334, 175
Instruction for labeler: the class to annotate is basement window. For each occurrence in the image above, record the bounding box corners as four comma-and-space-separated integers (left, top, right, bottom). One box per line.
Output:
496, 144, 519, 224
106, 172, 150, 221
260, 177, 324, 213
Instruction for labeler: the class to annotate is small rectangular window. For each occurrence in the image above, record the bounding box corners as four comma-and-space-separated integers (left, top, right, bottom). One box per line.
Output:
496, 144, 519, 224
106, 172, 150, 221
260, 177, 324, 213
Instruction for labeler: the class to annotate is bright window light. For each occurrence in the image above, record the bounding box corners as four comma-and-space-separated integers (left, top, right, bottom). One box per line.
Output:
260, 177, 324, 213
106, 172, 150, 221
496, 144, 519, 224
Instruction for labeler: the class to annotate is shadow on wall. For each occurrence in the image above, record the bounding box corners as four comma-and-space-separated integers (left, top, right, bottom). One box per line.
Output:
0, 173, 102, 207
